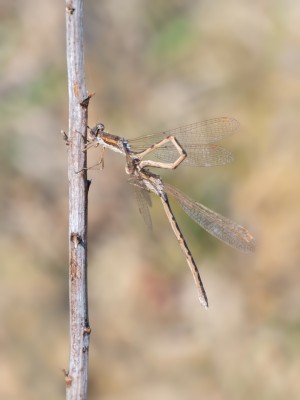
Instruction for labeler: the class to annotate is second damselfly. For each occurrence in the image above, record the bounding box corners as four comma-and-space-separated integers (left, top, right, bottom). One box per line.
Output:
87, 117, 255, 308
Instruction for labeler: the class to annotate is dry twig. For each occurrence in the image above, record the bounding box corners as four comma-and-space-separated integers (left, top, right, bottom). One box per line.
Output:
65, 1, 91, 398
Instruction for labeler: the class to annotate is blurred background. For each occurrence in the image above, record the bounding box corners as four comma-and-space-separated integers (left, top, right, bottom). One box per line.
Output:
1, 1, 300, 399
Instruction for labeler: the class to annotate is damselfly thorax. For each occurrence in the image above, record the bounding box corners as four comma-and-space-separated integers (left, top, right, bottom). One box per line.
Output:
89, 123, 131, 156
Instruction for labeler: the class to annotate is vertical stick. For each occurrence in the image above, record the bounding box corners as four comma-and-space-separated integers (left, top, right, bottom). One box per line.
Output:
65, 1, 91, 399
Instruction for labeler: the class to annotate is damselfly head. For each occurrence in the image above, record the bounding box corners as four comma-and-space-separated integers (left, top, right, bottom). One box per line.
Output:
89, 123, 105, 140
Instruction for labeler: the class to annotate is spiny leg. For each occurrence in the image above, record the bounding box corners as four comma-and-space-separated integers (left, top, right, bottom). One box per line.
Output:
76, 147, 105, 173
83, 141, 97, 152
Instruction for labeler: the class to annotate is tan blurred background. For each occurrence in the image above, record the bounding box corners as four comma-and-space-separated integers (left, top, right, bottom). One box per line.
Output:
1, 1, 300, 399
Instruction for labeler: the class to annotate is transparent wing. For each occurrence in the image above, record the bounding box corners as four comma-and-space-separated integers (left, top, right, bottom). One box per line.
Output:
128, 117, 239, 151
164, 183, 256, 253
130, 179, 153, 230
153, 143, 234, 167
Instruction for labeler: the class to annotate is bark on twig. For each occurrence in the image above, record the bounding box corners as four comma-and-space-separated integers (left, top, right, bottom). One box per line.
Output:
65, 1, 91, 399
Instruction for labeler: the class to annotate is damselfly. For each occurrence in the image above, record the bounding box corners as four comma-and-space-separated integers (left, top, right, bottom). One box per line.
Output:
88, 117, 255, 308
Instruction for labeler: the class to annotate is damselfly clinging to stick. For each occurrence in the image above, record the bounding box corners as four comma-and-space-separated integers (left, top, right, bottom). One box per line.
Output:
88, 117, 255, 308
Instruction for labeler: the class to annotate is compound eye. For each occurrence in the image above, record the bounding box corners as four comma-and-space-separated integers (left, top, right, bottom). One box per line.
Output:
97, 123, 105, 132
